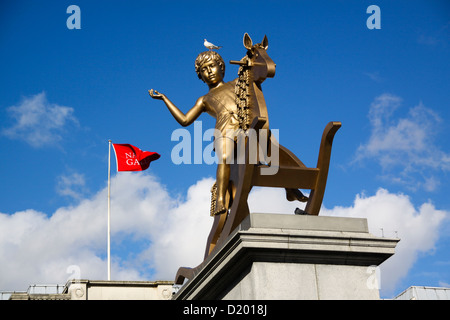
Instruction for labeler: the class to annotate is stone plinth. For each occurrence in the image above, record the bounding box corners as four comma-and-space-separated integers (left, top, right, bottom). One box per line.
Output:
173, 213, 399, 300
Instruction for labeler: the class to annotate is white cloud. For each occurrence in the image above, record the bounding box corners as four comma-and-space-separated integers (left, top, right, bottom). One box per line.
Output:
321, 188, 447, 296
364, 71, 384, 83
2, 92, 78, 148
0, 174, 447, 298
417, 22, 450, 46
248, 186, 447, 296
355, 93, 450, 191
56, 172, 88, 200
248, 187, 305, 214
0, 173, 214, 291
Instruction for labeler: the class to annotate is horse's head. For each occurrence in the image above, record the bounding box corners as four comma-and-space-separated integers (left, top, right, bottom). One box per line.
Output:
230, 33, 276, 131
230, 33, 276, 83
243, 33, 276, 82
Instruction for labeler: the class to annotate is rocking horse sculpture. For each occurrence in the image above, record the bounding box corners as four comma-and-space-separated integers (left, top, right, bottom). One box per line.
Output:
149, 33, 341, 285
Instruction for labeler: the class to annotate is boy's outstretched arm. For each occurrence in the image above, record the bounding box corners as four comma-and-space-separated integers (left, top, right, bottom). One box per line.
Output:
149, 89, 204, 127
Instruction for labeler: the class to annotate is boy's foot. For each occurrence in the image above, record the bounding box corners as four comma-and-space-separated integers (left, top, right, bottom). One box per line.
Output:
213, 204, 227, 216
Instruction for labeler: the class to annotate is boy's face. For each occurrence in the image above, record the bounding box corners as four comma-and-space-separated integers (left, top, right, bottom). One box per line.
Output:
199, 60, 223, 86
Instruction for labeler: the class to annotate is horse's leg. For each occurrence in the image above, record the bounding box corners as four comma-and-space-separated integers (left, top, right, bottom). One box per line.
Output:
204, 213, 228, 259
304, 122, 341, 215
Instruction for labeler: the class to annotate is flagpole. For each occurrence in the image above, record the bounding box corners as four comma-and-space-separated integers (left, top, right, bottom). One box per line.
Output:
107, 140, 112, 281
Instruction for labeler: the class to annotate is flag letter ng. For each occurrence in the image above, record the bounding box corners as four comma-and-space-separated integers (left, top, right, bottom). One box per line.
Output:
112, 144, 160, 171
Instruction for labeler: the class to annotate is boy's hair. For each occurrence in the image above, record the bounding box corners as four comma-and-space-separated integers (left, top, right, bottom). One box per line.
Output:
195, 51, 225, 80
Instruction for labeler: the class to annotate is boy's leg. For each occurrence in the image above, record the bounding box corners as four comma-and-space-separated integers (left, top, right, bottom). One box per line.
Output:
215, 163, 230, 215
213, 136, 234, 215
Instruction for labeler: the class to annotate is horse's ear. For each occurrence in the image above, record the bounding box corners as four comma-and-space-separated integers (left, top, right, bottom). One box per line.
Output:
262, 35, 269, 49
243, 33, 253, 50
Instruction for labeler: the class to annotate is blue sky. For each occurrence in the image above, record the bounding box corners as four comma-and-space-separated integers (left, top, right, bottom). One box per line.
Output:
1, 0, 449, 298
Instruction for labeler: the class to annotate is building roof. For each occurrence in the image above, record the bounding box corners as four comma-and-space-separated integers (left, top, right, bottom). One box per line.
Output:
394, 286, 450, 300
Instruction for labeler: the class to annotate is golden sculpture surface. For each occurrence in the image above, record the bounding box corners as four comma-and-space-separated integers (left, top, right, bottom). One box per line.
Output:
149, 33, 341, 284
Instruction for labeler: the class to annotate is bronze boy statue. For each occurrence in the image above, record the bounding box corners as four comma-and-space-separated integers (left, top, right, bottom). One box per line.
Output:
149, 51, 307, 216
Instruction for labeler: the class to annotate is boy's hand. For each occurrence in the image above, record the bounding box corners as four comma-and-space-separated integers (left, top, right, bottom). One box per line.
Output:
148, 89, 164, 100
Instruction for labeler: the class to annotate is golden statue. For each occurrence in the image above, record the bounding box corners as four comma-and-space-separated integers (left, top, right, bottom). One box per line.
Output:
149, 38, 307, 216
149, 33, 341, 284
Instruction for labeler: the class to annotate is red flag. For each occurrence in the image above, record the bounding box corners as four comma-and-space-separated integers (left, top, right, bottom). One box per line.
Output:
112, 143, 160, 172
